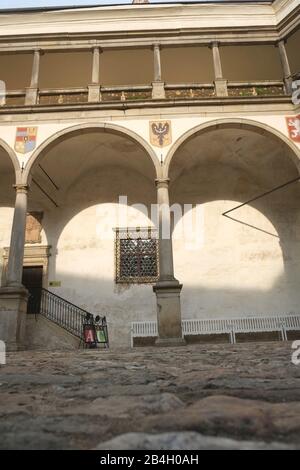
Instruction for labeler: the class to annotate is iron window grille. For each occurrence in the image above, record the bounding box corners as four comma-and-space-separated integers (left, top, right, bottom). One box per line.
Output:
115, 227, 159, 284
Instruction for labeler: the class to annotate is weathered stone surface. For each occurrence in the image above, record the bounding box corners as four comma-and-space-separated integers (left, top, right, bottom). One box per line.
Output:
68, 393, 184, 418
0, 342, 299, 449
143, 395, 300, 442
96, 432, 298, 450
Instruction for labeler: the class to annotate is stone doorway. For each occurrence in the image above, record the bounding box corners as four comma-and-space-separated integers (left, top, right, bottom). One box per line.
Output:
22, 266, 43, 314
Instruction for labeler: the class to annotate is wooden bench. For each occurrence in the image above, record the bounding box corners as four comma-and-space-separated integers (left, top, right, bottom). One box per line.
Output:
130, 315, 300, 347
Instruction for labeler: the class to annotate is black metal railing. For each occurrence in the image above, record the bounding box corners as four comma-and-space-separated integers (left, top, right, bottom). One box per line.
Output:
31, 287, 107, 342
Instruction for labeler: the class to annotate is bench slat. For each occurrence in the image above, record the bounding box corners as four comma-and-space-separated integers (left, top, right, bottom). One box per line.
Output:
131, 315, 300, 347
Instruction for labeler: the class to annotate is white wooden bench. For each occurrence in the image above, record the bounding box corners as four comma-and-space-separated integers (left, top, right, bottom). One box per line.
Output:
130, 315, 300, 347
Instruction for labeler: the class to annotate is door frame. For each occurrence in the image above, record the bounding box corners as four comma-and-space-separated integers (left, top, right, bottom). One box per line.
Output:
2, 245, 51, 288
22, 265, 44, 314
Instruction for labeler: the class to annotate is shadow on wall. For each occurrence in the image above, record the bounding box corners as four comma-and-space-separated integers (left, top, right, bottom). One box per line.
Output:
10, 127, 300, 346
39, 272, 157, 349
26, 167, 158, 348
29, 168, 300, 347
27, 268, 299, 349
170, 155, 300, 320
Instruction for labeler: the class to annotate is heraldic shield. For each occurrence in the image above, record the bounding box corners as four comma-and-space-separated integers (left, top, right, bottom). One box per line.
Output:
286, 116, 300, 143
150, 120, 172, 147
15, 127, 38, 154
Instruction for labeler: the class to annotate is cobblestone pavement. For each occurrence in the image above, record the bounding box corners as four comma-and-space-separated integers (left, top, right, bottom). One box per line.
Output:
0, 341, 300, 449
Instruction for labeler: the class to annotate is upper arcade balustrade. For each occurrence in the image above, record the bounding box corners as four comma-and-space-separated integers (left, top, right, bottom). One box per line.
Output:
0, 1, 299, 111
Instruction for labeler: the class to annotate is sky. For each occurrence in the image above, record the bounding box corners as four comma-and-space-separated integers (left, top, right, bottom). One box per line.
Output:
1, 0, 130, 8
0, 0, 262, 10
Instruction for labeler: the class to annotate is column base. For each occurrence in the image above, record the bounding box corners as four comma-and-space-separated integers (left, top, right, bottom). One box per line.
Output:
155, 337, 186, 347
88, 84, 101, 102
25, 87, 38, 105
153, 279, 184, 345
152, 81, 166, 99
0, 286, 29, 351
214, 79, 228, 97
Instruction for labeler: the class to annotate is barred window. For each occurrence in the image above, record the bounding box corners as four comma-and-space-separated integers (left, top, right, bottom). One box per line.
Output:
115, 228, 159, 283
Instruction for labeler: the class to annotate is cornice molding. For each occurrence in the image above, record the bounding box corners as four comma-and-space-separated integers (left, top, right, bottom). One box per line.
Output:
0, 95, 295, 118
0, 3, 285, 44
0, 4, 298, 50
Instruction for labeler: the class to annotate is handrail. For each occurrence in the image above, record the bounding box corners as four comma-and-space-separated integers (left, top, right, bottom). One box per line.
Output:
39, 87, 88, 95
38, 85, 152, 94
101, 84, 152, 92
165, 83, 214, 89
34, 287, 106, 340
227, 80, 284, 87
6, 89, 26, 96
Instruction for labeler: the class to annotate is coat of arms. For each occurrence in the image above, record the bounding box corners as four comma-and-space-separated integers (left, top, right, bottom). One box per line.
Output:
14, 127, 38, 154
286, 116, 300, 143
150, 120, 172, 147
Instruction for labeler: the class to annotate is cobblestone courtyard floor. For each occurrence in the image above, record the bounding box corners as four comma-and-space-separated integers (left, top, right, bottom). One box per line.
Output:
1, 341, 300, 450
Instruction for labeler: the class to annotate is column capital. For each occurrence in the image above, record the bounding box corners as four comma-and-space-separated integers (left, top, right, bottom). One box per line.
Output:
276, 39, 287, 47
32, 48, 44, 58
153, 43, 161, 49
91, 45, 103, 53
210, 41, 220, 49
155, 178, 170, 189
13, 184, 29, 194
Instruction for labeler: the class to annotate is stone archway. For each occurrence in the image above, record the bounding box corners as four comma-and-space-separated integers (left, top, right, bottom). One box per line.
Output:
0, 142, 26, 350
0, 138, 20, 183
167, 119, 300, 323
23, 124, 160, 348
0, 142, 19, 287
23, 122, 161, 184
164, 118, 300, 179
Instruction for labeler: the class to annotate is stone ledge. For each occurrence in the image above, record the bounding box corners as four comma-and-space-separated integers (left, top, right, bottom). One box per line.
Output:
0, 96, 293, 116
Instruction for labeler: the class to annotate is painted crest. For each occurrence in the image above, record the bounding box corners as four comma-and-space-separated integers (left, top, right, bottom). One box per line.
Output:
150, 120, 172, 147
14, 127, 38, 154
286, 116, 300, 143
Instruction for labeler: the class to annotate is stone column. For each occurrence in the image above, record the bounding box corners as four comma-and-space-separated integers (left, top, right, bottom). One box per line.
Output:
152, 44, 165, 99
88, 47, 102, 102
153, 179, 185, 346
6, 185, 29, 287
278, 40, 293, 95
211, 42, 228, 97
0, 184, 29, 350
25, 49, 41, 105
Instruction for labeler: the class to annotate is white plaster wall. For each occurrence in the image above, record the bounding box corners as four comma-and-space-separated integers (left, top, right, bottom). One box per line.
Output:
41, 167, 157, 349
171, 128, 300, 321
1, 112, 300, 347
173, 202, 299, 319
0, 114, 299, 173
